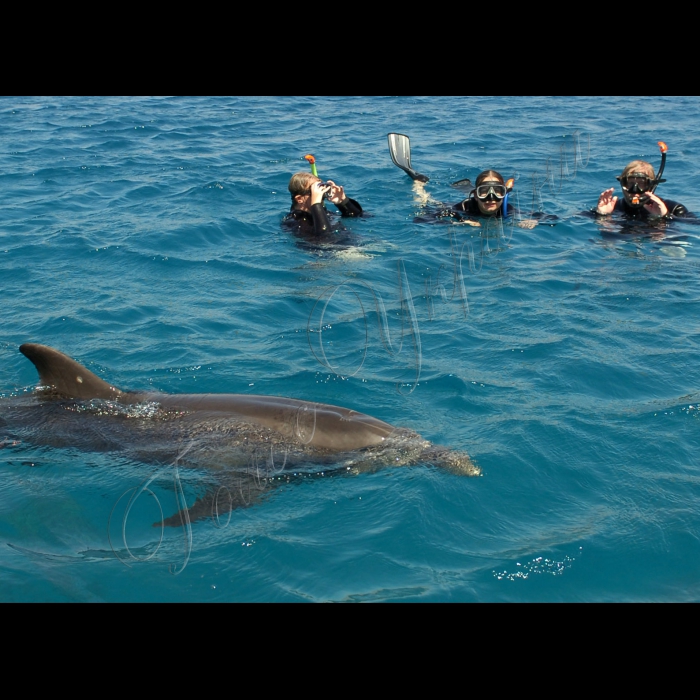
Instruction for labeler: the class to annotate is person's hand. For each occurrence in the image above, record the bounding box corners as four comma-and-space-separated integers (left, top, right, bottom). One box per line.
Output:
454, 219, 481, 227
325, 180, 346, 205
643, 192, 669, 217
596, 188, 617, 215
517, 219, 538, 229
310, 180, 328, 206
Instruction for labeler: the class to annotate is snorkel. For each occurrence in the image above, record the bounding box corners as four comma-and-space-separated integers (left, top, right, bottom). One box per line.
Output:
650, 141, 668, 195
304, 154, 318, 178
303, 153, 333, 205
502, 178, 514, 218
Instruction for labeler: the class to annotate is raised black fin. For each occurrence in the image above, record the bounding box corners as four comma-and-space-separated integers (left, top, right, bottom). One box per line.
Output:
19, 343, 123, 400
388, 133, 430, 183
451, 178, 473, 190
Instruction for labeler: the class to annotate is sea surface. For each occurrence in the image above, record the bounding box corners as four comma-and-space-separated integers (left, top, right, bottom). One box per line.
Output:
1, 95, 699, 602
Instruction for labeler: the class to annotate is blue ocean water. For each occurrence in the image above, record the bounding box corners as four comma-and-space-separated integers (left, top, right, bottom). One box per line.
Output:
1, 96, 699, 602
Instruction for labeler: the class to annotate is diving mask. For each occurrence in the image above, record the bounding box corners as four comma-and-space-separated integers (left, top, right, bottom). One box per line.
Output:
619, 173, 654, 206
621, 174, 653, 195
475, 182, 507, 201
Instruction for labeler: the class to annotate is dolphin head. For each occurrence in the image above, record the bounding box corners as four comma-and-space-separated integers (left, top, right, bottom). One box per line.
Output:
340, 428, 480, 477
418, 444, 481, 476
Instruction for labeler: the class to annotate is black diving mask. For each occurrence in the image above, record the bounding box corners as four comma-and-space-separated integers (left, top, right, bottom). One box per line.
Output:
618, 173, 654, 206
475, 183, 507, 201
621, 175, 653, 195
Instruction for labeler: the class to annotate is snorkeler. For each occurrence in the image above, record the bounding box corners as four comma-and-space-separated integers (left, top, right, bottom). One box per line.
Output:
413, 170, 545, 229
283, 171, 363, 238
595, 146, 693, 220
388, 133, 545, 229
430, 170, 514, 219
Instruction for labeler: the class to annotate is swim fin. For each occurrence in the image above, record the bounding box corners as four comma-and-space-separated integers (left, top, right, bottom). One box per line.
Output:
387, 133, 429, 183
450, 178, 473, 190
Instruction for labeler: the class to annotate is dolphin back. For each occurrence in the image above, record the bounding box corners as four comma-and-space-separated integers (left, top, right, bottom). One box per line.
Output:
19, 343, 123, 400
155, 393, 396, 451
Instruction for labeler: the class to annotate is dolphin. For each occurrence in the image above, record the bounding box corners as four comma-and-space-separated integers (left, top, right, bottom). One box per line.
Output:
1, 344, 480, 524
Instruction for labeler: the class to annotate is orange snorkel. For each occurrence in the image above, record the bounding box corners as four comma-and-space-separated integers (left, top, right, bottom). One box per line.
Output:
650, 141, 668, 195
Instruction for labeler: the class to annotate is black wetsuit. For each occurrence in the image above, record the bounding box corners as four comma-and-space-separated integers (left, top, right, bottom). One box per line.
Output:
414, 196, 509, 223
283, 198, 363, 237
605, 197, 694, 220
586, 196, 697, 236
415, 195, 556, 225
451, 197, 505, 217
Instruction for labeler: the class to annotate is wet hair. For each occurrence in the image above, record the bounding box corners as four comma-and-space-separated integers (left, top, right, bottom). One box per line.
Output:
475, 170, 505, 187
619, 160, 655, 181
288, 172, 318, 199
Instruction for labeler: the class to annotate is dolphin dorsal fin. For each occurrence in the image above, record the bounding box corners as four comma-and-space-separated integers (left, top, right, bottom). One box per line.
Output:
20, 343, 123, 400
